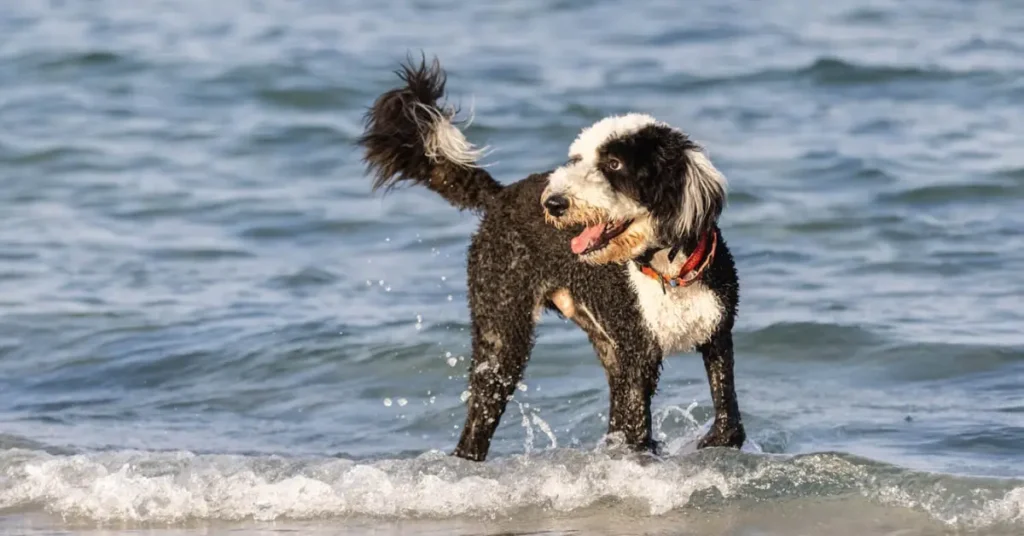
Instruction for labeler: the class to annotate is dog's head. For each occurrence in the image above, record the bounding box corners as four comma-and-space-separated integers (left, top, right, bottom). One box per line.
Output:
540, 113, 727, 265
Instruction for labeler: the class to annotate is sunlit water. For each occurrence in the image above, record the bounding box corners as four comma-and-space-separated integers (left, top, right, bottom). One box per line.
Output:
1, 1, 1023, 534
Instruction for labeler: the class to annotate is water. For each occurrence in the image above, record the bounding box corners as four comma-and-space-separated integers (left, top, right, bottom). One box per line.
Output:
1, 0, 1023, 534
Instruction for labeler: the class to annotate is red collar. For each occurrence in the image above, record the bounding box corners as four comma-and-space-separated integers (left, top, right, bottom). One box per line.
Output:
638, 230, 718, 290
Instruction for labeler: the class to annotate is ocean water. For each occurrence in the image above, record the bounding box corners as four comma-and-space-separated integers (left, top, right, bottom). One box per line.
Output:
2, 0, 1024, 534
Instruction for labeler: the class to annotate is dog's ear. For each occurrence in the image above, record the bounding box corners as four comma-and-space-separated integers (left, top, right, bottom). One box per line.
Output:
659, 146, 726, 245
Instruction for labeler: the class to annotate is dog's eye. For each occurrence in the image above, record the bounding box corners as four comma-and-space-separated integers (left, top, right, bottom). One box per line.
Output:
607, 158, 623, 171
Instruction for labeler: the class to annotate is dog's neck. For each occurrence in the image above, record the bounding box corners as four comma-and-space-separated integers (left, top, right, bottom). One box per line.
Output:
643, 248, 687, 275
633, 229, 718, 287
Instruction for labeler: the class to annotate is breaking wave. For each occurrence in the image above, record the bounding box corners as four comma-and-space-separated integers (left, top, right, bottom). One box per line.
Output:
1, 440, 1021, 531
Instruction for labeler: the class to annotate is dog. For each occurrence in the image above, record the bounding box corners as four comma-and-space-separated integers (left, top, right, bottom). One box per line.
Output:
357, 57, 745, 462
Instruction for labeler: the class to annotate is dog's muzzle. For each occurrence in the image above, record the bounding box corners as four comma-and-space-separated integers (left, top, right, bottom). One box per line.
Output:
543, 194, 570, 218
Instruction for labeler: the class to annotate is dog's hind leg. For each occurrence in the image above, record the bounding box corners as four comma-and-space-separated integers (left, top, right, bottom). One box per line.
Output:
452, 260, 539, 462
696, 329, 746, 449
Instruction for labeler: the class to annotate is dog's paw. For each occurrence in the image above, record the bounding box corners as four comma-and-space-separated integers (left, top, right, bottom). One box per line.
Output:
451, 447, 487, 462
697, 422, 745, 450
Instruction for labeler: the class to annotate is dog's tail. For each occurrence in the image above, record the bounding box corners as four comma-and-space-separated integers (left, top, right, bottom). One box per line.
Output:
358, 57, 501, 213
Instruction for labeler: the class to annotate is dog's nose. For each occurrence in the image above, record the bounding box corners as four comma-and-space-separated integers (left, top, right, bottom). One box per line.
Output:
544, 195, 570, 217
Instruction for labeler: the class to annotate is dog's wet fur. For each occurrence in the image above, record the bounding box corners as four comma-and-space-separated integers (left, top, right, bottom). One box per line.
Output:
357, 57, 745, 461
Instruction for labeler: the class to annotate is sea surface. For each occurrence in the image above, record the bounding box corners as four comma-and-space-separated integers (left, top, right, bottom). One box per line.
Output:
2, 0, 1023, 534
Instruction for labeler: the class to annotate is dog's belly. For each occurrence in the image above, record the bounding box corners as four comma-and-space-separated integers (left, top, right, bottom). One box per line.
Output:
625, 263, 724, 353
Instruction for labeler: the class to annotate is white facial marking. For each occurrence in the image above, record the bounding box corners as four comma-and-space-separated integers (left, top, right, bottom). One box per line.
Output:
568, 113, 664, 159
627, 263, 724, 353
545, 163, 648, 223
544, 113, 663, 222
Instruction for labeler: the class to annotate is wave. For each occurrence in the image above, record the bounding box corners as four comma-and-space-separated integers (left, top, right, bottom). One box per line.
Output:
23, 50, 148, 76
796, 57, 959, 86
878, 183, 1024, 205
739, 322, 1024, 369
0, 438, 1021, 530
652, 57, 995, 95
738, 321, 881, 360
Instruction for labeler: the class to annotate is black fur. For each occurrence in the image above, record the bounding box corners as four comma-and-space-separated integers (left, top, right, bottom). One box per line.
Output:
601, 124, 723, 251
358, 58, 745, 461
357, 56, 501, 213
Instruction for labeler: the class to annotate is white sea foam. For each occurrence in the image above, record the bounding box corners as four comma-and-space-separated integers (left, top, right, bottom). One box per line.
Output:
0, 443, 1021, 531
0, 404, 1013, 530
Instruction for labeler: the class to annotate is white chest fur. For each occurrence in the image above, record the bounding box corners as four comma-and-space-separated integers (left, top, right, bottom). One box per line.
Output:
626, 262, 724, 354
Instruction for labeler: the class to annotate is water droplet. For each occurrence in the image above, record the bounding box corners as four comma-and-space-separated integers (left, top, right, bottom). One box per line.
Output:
447, 357, 458, 367
385, 286, 392, 292
383, 398, 393, 407
378, 280, 384, 286
397, 398, 408, 407
441, 276, 447, 281
460, 390, 471, 403
447, 295, 453, 301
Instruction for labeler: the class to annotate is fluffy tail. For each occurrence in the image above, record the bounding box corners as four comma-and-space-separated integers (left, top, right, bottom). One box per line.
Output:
357, 56, 501, 213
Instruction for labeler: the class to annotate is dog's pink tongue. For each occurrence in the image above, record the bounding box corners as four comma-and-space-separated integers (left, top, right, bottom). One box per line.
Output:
571, 224, 605, 254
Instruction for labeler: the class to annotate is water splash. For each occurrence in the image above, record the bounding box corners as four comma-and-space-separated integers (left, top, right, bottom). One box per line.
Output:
516, 402, 557, 455
531, 414, 558, 451
0, 447, 1021, 529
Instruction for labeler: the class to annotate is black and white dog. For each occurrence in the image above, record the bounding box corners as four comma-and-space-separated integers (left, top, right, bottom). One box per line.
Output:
358, 58, 744, 462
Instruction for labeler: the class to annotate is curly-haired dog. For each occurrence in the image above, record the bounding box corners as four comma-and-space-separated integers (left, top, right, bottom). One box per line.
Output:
358, 57, 745, 462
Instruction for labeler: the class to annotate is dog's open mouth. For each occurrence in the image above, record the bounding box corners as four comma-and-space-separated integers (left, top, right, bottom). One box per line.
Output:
570, 219, 633, 255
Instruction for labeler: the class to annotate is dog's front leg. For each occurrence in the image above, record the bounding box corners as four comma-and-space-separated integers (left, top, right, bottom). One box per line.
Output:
605, 348, 662, 453
696, 329, 746, 449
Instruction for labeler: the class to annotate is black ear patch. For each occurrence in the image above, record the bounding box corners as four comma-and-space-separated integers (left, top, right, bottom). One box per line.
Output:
602, 125, 723, 245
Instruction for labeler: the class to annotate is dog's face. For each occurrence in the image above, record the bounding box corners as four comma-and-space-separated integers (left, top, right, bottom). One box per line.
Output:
540, 113, 727, 265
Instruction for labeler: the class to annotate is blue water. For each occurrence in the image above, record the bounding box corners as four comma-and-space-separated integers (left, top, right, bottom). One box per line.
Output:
1, 1, 1023, 534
